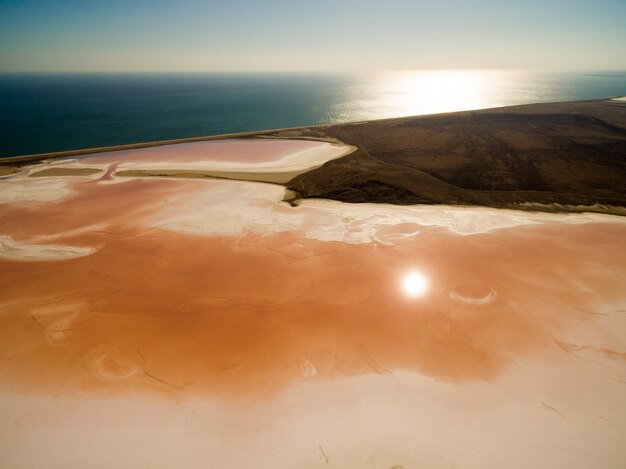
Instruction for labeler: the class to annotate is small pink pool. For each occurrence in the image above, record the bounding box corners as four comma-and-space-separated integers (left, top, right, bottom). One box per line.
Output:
80, 139, 326, 165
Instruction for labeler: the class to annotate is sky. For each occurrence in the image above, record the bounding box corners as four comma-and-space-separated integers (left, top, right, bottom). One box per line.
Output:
1, 0, 625, 72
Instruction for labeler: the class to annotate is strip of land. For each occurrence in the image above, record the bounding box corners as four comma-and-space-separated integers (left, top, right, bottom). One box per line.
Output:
2, 98, 625, 213
29, 167, 103, 178
114, 168, 302, 184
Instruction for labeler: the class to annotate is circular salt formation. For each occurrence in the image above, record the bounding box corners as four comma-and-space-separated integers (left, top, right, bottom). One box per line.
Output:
88, 347, 140, 381
448, 282, 497, 306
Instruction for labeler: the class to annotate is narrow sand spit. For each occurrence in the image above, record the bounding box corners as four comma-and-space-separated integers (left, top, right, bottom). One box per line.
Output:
28, 167, 104, 178
0, 139, 625, 468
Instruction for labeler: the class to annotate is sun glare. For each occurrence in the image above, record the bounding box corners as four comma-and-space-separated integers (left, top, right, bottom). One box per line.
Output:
375, 70, 503, 118
402, 271, 429, 297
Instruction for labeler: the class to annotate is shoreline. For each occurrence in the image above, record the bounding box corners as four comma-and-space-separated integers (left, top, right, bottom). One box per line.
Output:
0, 97, 620, 164
2, 97, 625, 215
0, 128, 343, 165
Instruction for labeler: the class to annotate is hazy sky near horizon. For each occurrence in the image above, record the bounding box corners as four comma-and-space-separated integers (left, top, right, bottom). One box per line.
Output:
1, 0, 625, 72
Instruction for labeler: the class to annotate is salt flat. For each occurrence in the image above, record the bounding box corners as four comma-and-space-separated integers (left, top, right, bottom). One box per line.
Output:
0, 137, 625, 468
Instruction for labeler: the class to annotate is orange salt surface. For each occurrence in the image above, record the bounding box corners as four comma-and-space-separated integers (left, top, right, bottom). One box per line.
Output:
0, 176, 625, 399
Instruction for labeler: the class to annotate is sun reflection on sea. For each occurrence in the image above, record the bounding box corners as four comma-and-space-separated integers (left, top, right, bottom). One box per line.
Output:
378, 70, 504, 116
334, 69, 516, 121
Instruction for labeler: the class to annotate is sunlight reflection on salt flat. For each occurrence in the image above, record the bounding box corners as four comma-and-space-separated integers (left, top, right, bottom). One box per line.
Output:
402, 270, 429, 298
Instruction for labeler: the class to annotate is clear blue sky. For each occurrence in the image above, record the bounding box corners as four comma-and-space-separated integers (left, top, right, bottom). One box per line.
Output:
1, 0, 625, 72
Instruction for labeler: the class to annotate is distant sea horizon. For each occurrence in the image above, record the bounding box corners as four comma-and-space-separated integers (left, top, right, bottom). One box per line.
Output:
1, 70, 625, 158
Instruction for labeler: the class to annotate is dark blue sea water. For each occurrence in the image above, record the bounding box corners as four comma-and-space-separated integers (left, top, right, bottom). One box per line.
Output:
1, 70, 625, 158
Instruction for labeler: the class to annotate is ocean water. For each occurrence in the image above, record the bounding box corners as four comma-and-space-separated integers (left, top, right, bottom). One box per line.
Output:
0, 70, 624, 158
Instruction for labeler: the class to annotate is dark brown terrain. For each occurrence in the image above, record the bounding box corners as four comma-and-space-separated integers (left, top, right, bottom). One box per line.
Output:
275, 99, 626, 211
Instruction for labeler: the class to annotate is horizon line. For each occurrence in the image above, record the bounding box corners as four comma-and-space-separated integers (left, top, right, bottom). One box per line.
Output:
1, 67, 626, 74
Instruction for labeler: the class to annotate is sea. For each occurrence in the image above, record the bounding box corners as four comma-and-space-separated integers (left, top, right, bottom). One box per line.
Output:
1, 70, 625, 158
